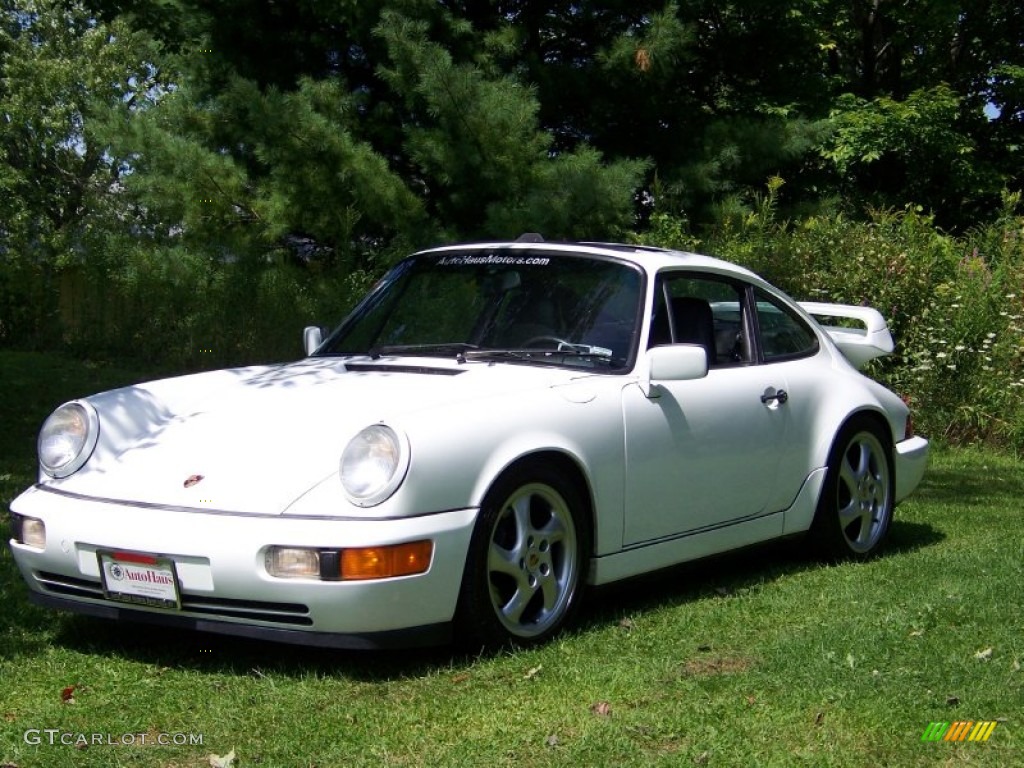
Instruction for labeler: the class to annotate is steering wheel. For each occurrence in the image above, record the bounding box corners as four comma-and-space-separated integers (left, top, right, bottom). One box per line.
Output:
521, 335, 572, 349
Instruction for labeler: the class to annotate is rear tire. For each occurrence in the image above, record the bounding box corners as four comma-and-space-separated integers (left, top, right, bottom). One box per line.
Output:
810, 416, 894, 560
455, 461, 589, 649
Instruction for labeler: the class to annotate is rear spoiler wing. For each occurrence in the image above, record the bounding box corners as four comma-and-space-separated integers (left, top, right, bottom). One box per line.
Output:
799, 302, 894, 368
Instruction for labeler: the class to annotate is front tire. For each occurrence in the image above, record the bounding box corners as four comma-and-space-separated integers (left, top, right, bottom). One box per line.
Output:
810, 416, 895, 560
456, 461, 589, 648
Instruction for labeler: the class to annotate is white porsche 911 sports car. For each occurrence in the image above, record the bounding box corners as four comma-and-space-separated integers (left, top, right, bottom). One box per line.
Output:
8, 237, 928, 649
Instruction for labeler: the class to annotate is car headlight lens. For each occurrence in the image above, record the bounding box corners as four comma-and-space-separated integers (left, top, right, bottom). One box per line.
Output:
340, 424, 409, 507
38, 401, 99, 478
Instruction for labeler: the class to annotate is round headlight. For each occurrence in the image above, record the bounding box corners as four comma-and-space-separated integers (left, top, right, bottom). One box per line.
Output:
340, 425, 409, 507
38, 401, 99, 478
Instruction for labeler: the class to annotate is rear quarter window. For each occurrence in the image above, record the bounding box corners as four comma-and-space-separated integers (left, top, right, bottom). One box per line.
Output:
754, 288, 819, 361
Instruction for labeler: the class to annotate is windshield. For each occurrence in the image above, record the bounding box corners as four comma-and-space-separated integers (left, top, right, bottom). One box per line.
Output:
317, 250, 644, 370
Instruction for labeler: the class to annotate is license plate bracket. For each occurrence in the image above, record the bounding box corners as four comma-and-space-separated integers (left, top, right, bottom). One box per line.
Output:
97, 550, 181, 610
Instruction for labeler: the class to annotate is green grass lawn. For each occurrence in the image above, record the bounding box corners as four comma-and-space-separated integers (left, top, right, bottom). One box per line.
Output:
1, 350, 1020, 767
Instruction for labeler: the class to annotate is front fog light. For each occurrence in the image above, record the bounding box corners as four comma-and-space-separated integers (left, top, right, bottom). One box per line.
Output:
340, 424, 409, 507
14, 516, 46, 549
265, 547, 320, 578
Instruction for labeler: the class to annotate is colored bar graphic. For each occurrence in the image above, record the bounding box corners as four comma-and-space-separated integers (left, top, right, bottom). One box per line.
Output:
921, 721, 998, 742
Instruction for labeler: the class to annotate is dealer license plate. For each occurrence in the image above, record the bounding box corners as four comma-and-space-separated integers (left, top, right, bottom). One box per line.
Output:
97, 550, 181, 609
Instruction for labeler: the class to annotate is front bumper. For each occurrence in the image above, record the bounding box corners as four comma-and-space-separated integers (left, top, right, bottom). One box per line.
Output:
894, 435, 929, 502
8, 485, 478, 649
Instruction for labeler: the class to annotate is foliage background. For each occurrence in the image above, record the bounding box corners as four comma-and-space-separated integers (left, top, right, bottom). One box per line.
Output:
2, 0, 1023, 450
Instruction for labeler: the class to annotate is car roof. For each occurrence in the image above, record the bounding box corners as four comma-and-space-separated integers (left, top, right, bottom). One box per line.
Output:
417, 240, 763, 282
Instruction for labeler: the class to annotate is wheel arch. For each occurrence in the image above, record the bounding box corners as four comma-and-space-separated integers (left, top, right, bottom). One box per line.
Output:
810, 407, 895, 506
784, 406, 898, 537
478, 449, 597, 556
822, 408, 896, 466
807, 391, 899, 472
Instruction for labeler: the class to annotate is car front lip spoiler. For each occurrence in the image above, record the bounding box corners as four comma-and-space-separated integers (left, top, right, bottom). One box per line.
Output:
27, 591, 453, 651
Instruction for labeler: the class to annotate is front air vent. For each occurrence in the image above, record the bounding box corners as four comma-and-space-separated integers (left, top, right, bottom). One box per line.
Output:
35, 571, 312, 626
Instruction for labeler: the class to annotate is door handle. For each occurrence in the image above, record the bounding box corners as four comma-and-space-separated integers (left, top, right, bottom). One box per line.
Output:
760, 388, 789, 405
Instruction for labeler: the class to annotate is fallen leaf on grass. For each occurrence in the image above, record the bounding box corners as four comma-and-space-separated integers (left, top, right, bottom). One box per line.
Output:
208, 749, 236, 768
946, 695, 960, 707
814, 711, 825, 726
524, 665, 542, 680
975, 647, 993, 662
694, 750, 709, 765
1013, 659, 1021, 672
546, 734, 559, 747
590, 701, 612, 717
61, 686, 76, 704
618, 617, 634, 631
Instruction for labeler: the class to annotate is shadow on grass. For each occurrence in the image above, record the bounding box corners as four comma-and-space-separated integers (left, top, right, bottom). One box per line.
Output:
0, 517, 944, 683
911, 463, 1024, 507
579, 517, 944, 635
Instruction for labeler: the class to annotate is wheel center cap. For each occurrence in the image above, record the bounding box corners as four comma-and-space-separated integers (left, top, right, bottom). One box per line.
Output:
528, 553, 540, 569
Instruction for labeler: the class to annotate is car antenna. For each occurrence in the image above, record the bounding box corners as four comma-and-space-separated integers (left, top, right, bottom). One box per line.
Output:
515, 232, 544, 243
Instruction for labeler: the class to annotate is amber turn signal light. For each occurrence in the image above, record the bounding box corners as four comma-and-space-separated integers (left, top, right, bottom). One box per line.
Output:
340, 540, 433, 581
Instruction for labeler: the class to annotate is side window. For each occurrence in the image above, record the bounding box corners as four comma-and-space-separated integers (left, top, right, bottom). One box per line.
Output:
753, 288, 819, 361
649, 274, 751, 366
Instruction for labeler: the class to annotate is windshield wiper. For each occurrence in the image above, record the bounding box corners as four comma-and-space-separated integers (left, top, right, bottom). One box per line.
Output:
464, 346, 621, 367
368, 343, 479, 360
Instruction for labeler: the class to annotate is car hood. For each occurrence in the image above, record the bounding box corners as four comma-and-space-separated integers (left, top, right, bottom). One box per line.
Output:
45, 357, 588, 515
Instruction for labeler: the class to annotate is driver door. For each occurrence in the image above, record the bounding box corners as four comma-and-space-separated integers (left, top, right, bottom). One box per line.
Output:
621, 273, 790, 545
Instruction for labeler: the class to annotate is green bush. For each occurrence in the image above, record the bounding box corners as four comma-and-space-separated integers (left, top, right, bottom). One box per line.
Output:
54, 248, 376, 372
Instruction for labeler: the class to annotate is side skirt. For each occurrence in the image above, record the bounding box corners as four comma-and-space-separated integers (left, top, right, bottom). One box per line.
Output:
589, 468, 826, 586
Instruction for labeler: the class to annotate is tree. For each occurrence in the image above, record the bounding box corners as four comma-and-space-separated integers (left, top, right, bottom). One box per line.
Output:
375, 9, 645, 240
0, 0, 161, 342
816, 0, 1023, 226
71, 0, 1024, 241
